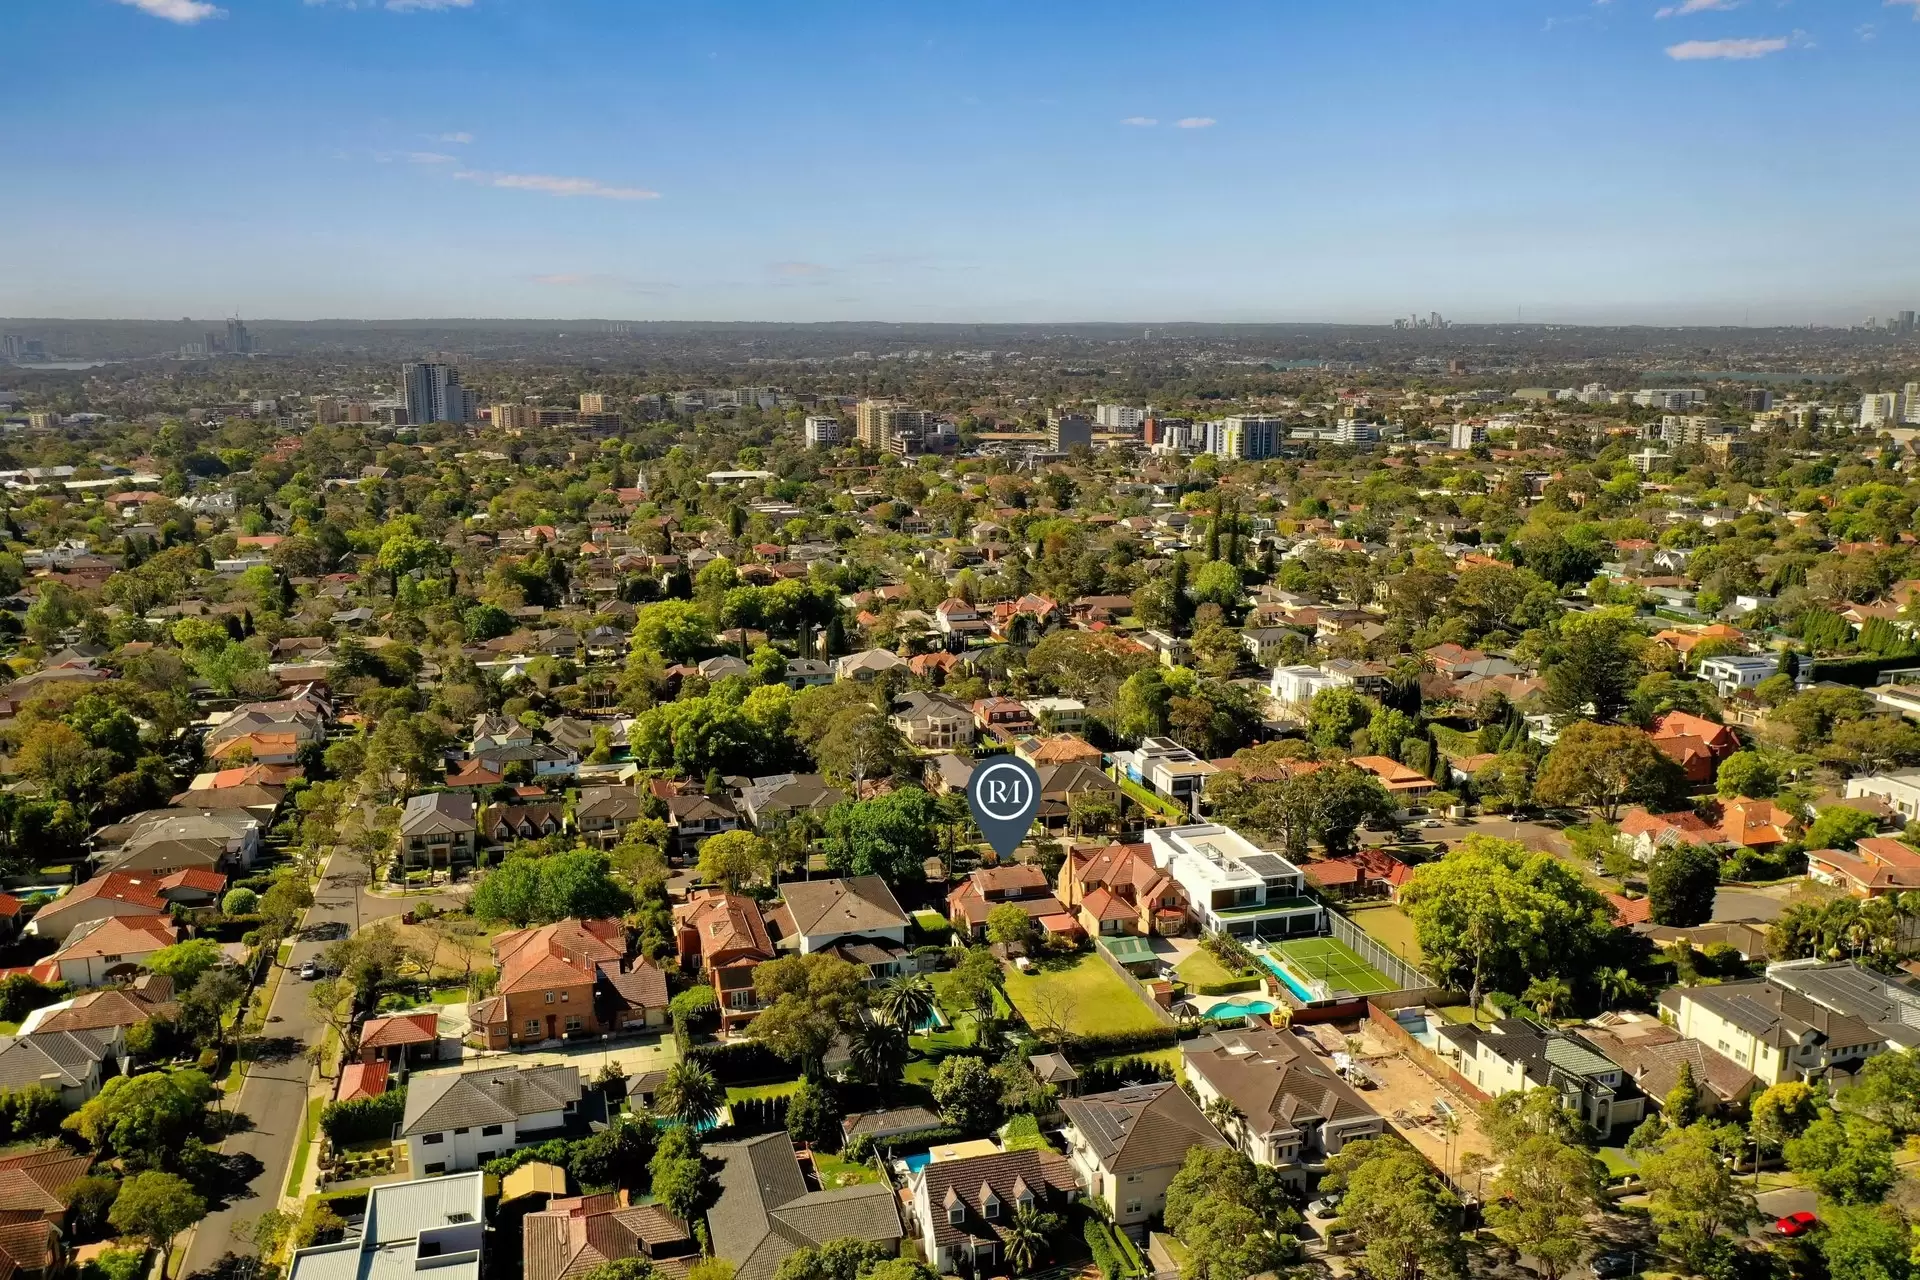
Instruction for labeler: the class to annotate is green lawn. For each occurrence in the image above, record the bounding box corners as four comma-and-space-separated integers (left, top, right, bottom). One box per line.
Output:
1346, 905, 1424, 966
811, 1150, 881, 1187
429, 987, 468, 1005
285, 1097, 324, 1197
1000, 954, 1166, 1038
1095, 1047, 1185, 1075
726, 1080, 802, 1103
1115, 775, 1186, 821
1174, 949, 1244, 989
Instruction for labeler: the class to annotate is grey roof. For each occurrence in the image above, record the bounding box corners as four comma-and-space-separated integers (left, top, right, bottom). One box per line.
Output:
1182, 1027, 1381, 1142
1667, 978, 1881, 1051
399, 791, 476, 836
776, 876, 908, 940
739, 774, 846, 827
1059, 1083, 1225, 1175
1767, 960, 1920, 1048
401, 1064, 579, 1136
708, 1133, 902, 1280
0, 1032, 110, 1089
287, 1173, 485, 1280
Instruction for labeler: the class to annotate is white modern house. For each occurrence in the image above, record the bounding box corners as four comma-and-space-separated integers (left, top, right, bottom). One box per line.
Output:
1268, 665, 1340, 710
1143, 823, 1321, 939
288, 1173, 485, 1280
1845, 770, 1920, 823
1112, 738, 1217, 816
1697, 654, 1782, 699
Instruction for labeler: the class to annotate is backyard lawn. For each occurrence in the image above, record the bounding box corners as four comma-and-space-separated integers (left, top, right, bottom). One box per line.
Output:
1096, 1047, 1184, 1075
1000, 954, 1166, 1038
811, 1150, 882, 1187
1347, 905, 1424, 966
1174, 949, 1246, 989
726, 1081, 802, 1104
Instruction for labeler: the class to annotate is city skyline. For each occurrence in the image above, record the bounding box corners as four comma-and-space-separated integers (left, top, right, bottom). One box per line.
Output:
7, 0, 1920, 323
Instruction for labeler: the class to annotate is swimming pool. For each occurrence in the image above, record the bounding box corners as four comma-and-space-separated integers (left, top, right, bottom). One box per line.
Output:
900, 1153, 932, 1174
1261, 956, 1315, 1003
1205, 997, 1277, 1020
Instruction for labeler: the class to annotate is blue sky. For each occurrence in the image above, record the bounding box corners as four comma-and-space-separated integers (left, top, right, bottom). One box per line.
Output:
5, 0, 1919, 324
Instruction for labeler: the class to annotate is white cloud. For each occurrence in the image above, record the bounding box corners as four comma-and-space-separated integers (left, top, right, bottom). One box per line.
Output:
1655, 0, 1741, 17
385, 0, 474, 9
1890, 0, 1920, 19
435, 132, 474, 144
1120, 116, 1157, 127
1664, 35, 1789, 58
452, 169, 660, 200
115, 0, 224, 23
1175, 117, 1217, 129
407, 152, 456, 165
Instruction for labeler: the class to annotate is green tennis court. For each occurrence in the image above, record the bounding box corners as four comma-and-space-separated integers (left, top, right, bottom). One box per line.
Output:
1262, 936, 1397, 999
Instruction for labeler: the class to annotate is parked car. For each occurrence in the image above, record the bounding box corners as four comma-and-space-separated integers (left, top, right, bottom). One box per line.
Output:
1775, 1212, 1819, 1237
1421, 819, 1444, 828
298, 959, 320, 980
1309, 1194, 1342, 1218
1590, 1255, 1634, 1278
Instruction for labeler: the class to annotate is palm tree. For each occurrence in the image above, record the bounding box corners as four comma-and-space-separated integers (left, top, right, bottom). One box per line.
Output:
1001, 1204, 1054, 1276
1594, 966, 1642, 1009
874, 973, 937, 1033
848, 1016, 909, 1092
658, 1059, 723, 1132
1524, 976, 1573, 1020
1202, 1095, 1244, 1148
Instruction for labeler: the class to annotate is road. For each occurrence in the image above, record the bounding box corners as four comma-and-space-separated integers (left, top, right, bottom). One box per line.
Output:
182, 852, 448, 1280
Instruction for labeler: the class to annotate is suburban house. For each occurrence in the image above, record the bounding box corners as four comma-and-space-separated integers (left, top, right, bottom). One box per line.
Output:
888, 692, 975, 750
1580, 1012, 1758, 1117
737, 774, 846, 831
467, 918, 667, 1049
1845, 770, 1920, 823
1649, 710, 1740, 785
1347, 756, 1438, 798
401, 1064, 582, 1174
574, 785, 644, 848
523, 1192, 695, 1280
90, 810, 261, 875
49, 916, 178, 988
1181, 1026, 1385, 1182
1698, 654, 1785, 699
1144, 823, 1322, 940
1616, 809, 1726, 863
673, 890, 777, 1037
1056, 842, 1189, 937
835, 649, 906, 682
1060, 1083, 1225, 1229
907, 1148, 1079, 1275
1766, 960, 1920, 1053
1025, 697, 1088, 734
1268, 665, 1341, 711
766, 877, 911, 971
1034, 760, 1126, 830
358, 1012, 443, 1067
397, 792, 477, 872
1437, 1019, 1646, 1137
0, 1146, 98, 1280
664, 793, 739, 857
0, 1031, 121, 1108
1112, 738, 1217, 816
1809, 837, 1920, 897
18, 977, 174, 1039
485, 803, 564, 844
27, 870, 221, 942
287, 1172, 485, 1280
1660, 976, 1889, 1085
947, 865, 1082, 943
972, 696, 1036, 740
709, 1133, 904, 1280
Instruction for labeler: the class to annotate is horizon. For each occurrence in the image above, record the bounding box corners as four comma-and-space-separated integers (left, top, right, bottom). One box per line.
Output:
7, 0, 1920, 325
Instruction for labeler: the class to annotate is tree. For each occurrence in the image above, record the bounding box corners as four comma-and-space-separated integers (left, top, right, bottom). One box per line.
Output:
986, 903, 1036, 949
108, 1172, 205, 1280
16, 722, 97, 801
846, 1017, 908, 1092
1647, 843, 1719, 928
696, 830, 774, 893
785, 1079, 841, 1148
1161, 1146, 1296, 1280
1308, 688, 1373, 753
144, 939, 225, 991
931, 1055, 1002, 1132
1749, 1081, 1818, 1156
1533, 722, 1683, 819
1325, 1136, 1463, 1280
773, 1240, 894, 1280
1783, 1112, 1896, 1205
1838, 1047, 1920, 1134
649, 1128, 711, 1223
1001, 1204, 1057, 1276
631, 600, 716, 664
1816, 1206, 1912, 1280
472, 849, 629, 925
656, 1060, 722, 1131
581, 1262, 656, 1280
1401, 836, 1615, 1007
221, 887, 258, 916
1637, 1122, 1757, 1270
1544, 612, 1640, 722
1805, 805, 1881, 851
823, 788, 936, 882
177, 968, 247, 1052
944, 947, 1004, 1035
873, 975, 935, 1032
749, 953, 868, 1074
1714, 751, 1779, 799
1486, 1134, 1606, 1280
64, 1070, 214, 1169
1523, 976, 1573, 1020
1664, 1061, 1700, 1126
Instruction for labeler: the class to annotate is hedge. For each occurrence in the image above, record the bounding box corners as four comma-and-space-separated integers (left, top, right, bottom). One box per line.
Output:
1189, 976, 1263, 997
686, 1039, 789, 1084
1084, 1220, 1123, 1280
729, 1095, 790, 1134
321, 1088, 407, 1146
872, 1125, 966, 1156
1065, 1026, 1179, 1062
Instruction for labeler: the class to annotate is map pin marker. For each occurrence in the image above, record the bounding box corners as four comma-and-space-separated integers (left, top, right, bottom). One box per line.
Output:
967, 755, 1042, 860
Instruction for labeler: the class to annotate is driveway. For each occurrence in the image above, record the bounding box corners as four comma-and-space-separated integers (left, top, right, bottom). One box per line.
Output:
1754, 1187, 1816, 1237
454, 1031, 681, 1083
182, 852, 464, 1278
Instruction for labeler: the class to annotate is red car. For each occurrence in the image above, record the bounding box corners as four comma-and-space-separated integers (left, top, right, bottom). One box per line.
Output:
1775, 1212, 1819, 1237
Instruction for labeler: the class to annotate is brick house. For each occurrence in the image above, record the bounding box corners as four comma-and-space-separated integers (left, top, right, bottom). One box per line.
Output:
673, 891, 776, 1037
468, 918, 668, 1049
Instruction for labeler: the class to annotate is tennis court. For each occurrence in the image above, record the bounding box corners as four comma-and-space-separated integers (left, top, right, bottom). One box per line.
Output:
1261, 936, 1398, 1001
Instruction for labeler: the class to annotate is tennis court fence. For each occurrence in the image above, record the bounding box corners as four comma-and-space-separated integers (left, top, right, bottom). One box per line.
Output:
1326, 910, 1433, 994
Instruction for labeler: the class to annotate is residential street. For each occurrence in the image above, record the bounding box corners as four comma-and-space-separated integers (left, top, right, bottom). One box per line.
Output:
182, 852, 453, 1280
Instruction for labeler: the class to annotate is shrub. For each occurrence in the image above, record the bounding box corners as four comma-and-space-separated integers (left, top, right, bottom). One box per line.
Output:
1064, 1027, 1179, 1062
0, 1086, 63, 1141
1000, 1113, 1052, 1152
686, 1039, 787, 1084
0, 975, 66, 1024
81, 1251, 146, 1280
1084, 1220, 1121, 1280
320, 1088, 407, 1146
221, 888, 259, 916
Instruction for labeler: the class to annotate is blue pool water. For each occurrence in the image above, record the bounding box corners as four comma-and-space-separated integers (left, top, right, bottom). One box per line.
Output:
901, 1153, 932, 1174
1206, 997, 1277, 1020
1261, 955, 1314, 1003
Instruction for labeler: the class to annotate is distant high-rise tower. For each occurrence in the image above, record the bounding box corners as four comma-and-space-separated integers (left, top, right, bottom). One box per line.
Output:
226, 317, 253, 355
402, 362, 471, 425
